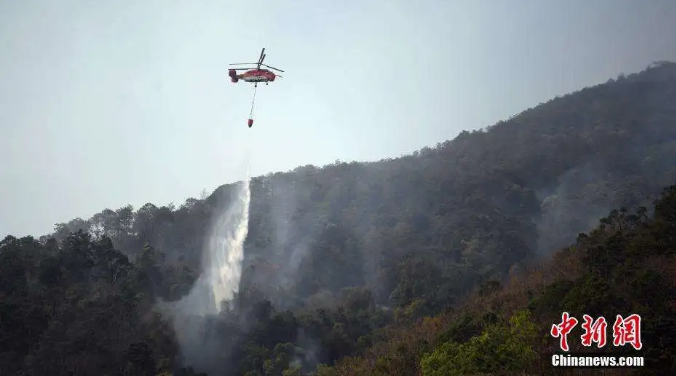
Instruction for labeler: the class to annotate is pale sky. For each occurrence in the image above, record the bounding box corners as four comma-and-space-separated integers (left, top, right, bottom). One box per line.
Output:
1, 0, 675, 237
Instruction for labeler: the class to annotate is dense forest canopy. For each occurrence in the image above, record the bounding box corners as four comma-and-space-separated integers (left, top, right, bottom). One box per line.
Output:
1, 61, 675, 375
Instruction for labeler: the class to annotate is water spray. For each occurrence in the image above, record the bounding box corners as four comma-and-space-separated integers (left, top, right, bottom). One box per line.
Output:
203, 164, 251, 313
157, 142, 253, 372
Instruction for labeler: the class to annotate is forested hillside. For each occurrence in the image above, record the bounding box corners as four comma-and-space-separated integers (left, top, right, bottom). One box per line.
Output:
1, 61, 675, 375
328, 184, 676, 376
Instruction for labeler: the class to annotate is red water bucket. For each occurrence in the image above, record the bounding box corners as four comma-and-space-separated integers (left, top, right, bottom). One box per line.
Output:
247, 118, 254, 128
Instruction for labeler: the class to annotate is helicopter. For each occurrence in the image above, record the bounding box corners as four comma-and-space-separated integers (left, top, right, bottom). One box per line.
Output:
229, 48, 284, 128
228, 48, 284, 87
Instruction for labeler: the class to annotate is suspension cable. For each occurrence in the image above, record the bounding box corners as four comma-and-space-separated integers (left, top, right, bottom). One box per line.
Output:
248, 84, 258, 119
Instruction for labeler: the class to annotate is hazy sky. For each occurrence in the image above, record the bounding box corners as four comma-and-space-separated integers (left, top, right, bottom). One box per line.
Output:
1, 0, 675, 237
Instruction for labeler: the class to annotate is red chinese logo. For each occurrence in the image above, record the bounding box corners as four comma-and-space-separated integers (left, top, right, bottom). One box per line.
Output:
551, 312, 578, 352
551, 313, 643, 351
580, 314, 607, 348
612, 314, 643, 350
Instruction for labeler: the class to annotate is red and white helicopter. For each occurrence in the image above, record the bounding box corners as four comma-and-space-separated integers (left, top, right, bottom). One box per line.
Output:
229, 48, 284, 128
229, 48, 284, 87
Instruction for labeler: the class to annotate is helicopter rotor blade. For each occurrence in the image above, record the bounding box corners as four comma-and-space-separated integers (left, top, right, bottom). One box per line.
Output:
258, 48, 266, 63
260, 63, 284, 72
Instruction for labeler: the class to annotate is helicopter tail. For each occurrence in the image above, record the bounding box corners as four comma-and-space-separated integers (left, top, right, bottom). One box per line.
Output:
229, 69, 239, 83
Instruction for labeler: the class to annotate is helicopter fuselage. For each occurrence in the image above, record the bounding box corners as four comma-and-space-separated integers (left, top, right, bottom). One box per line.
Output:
229, 68, 276, 83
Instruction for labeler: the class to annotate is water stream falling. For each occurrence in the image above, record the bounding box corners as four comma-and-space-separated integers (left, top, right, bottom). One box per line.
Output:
157, 164, 251, 371
202, 167, 251, 313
